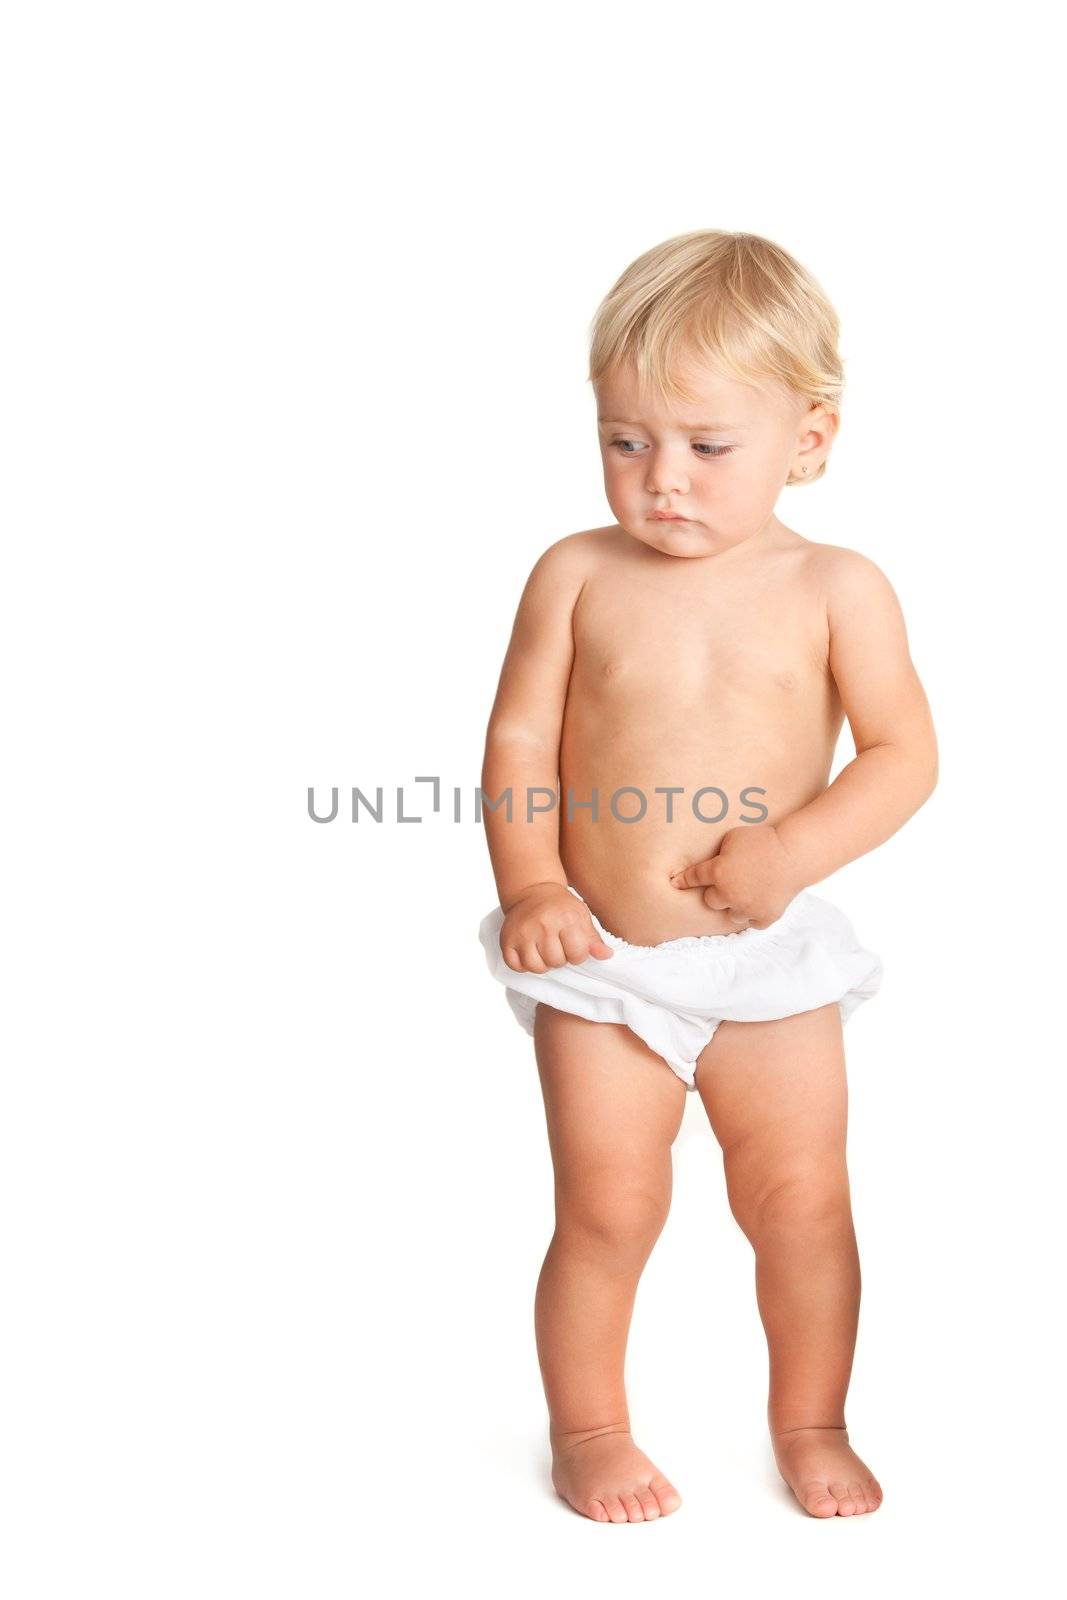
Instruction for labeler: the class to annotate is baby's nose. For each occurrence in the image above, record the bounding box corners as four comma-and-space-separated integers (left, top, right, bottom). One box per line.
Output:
645, 453, 689, 495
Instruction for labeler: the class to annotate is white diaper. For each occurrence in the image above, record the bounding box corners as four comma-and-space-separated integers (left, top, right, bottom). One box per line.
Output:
478, 888, 883, 1091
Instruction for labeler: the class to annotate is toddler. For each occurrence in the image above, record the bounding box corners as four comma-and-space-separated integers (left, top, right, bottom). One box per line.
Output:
478, 230, 937, 1523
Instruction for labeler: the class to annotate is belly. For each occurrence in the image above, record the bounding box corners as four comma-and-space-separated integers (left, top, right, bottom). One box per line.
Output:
558, 724, 834, 945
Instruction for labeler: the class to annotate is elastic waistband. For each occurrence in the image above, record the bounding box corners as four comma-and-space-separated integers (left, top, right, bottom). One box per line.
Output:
588, 889, 816, 959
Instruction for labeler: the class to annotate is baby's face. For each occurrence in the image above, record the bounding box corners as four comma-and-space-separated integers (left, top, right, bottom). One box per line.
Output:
594, 356, 835, 559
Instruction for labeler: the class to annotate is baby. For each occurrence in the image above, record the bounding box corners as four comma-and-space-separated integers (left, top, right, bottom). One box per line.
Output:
478, 230, 938, 1524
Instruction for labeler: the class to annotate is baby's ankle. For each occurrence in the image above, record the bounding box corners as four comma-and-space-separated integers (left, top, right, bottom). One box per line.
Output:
772, 1422, 849, 1445
550, 1419, 632, 1451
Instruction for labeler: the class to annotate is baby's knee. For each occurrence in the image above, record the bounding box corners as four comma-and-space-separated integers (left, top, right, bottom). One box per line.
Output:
556, 1175, 670, 1259
729, 1163, 852, 1244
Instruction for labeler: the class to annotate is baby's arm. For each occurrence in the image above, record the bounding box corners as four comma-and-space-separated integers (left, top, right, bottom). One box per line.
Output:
481, 536, 613, 972
773, 549, 939, 885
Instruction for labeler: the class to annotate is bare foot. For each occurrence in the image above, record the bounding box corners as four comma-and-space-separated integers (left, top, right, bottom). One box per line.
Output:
550, 1425, 683, 1523
773, 1426, 883, 1518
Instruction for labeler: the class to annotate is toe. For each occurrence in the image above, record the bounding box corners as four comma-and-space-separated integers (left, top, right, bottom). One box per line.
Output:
866, 1477, 883, 1510
636, 1486, 661, 1520
586, 1499, 610, 1522
801, 1481, 839, 1518
603, 1495, 629, 1524
621, 1491, 645, 1522
650, 1474, 682, 1515
829, 1480, 855, 1515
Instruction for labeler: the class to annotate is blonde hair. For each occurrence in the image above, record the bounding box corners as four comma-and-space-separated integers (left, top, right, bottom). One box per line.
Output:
587, 230, 843, 485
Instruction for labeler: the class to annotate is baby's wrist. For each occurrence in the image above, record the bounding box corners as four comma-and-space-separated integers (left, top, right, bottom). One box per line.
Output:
501, 877, 569, 914
772, 820, 817, 892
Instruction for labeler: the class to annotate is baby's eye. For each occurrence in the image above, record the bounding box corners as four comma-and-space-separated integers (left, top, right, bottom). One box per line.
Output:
610, 439, 734, 459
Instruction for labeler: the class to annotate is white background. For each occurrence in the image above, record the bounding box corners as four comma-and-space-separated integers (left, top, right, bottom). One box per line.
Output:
3, 3, 1063, 1595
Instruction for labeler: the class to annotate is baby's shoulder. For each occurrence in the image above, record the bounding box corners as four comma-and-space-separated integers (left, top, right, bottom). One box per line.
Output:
798, 537, 893, 595
529, 524, 627, 580
798, 539, 902, 630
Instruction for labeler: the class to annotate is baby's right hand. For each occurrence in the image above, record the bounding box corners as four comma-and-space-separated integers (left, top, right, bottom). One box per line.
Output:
499, 883, 614, 974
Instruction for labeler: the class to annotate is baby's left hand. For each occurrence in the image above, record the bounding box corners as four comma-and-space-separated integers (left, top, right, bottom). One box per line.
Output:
670, 824, 805, 929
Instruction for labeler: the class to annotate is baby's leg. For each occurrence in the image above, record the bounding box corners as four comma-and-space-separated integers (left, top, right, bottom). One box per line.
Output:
533, 1003, 686, 1523
694, 1003, 883, 1518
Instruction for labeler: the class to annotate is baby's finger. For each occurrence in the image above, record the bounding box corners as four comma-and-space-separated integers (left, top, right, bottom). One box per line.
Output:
501, 943, 525, 972
516, 941, 548, 974
559, 925, 614, 964
675, 864, 710, 889
701, 884, 733, 912
559, 925, 593, 965
671, 858, 716, 888
538, 932, 569, 970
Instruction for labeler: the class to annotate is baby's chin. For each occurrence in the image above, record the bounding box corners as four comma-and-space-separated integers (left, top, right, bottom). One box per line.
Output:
626, 519, 717, 559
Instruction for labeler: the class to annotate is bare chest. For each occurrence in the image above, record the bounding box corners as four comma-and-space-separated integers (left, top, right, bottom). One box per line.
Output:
568, 574, 830, 717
